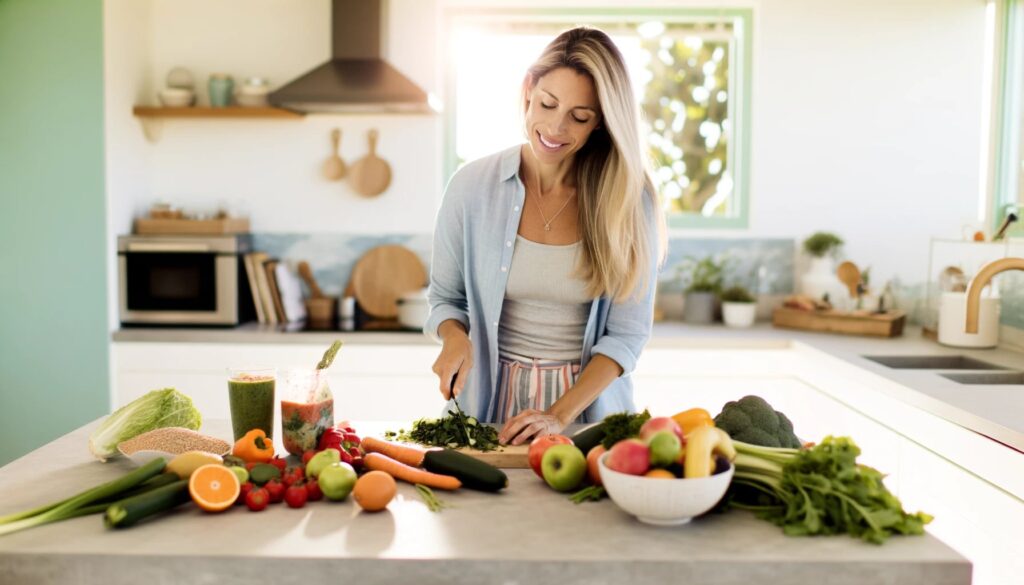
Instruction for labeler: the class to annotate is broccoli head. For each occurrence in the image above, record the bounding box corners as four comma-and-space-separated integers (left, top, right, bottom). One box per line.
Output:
713, 395, 802, 448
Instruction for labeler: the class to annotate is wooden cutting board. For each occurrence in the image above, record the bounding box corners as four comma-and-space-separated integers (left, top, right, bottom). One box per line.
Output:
348, 128, 391, 197
453, 443, 530, 468
349, 245, 427, 318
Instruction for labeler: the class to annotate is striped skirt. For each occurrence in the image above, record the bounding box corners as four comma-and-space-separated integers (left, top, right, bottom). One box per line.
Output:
491, 352, 581, 424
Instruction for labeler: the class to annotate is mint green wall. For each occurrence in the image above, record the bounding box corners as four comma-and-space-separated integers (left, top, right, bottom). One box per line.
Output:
0, 0, 108, 465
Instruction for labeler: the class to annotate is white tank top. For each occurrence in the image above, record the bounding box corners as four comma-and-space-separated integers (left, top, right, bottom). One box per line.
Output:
498, 235, 592, 361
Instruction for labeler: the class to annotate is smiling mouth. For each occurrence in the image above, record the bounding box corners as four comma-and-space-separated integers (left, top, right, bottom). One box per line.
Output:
537, 132, 566, 150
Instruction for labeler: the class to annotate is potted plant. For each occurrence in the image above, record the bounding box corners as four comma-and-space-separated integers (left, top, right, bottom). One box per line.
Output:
800, 232, 844, 301
677, 255, 726, 324
720, 285, 756, 328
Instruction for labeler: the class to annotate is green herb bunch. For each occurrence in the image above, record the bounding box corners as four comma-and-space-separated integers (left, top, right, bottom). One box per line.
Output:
599, 409, 652, 449
728, 436, 932, 544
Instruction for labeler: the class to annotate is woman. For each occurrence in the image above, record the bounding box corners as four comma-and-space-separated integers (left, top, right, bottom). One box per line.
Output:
425, 26, 667, 446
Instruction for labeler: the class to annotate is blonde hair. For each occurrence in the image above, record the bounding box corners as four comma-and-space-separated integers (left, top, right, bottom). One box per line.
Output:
522, 27, 667, 302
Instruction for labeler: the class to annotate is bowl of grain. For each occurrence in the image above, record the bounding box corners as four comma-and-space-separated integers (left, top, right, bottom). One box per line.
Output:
117, 427, 231, 465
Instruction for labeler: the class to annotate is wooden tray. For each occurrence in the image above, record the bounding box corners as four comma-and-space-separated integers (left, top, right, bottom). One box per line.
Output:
772, 307, 906, 337
134, 217, 250, 235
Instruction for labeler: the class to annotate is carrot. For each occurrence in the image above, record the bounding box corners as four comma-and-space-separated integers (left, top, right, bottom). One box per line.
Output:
361, 437, 428, 467
363, 453, 461, 491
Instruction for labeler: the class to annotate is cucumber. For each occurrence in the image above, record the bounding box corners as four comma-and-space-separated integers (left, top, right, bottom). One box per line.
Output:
422, 449, 508, 492
104, 479, 191, 529
570, 422, 606, 454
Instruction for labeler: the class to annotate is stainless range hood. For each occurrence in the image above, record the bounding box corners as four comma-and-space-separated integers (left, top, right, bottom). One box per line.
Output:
268, 0, 437, 114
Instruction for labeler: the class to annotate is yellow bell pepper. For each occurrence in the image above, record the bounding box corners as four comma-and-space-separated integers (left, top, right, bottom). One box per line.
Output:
672, 407, 715, 437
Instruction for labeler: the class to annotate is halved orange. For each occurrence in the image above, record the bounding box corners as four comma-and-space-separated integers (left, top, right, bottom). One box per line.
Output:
189, 463, 240, 513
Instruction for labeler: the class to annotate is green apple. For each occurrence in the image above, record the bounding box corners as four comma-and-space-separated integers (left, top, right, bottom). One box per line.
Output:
541, 444, 586, 492
306, 448, 340, 479
647, 431, 682, 468
318, 461, 357, 501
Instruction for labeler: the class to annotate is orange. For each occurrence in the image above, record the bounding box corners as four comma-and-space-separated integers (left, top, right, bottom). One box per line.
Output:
353, 470, 397, 512
645, 469, 677, 479
189, 463, 241, 513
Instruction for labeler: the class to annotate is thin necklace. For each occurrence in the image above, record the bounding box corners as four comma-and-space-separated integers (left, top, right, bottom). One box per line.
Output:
531, 168, 575, 231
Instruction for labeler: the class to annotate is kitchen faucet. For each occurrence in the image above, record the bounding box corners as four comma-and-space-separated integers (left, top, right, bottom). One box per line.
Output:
964, 257, 1024, 333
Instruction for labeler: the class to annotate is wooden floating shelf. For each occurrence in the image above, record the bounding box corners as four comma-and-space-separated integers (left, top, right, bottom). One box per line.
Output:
132, 106, 304, 119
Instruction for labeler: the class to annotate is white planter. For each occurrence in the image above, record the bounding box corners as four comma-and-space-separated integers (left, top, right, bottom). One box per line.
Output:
800, 256, 845, 303
722, 302, 756, 328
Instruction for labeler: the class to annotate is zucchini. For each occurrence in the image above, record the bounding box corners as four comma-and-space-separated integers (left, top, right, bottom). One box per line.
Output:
422, 449, 508, 492
569, 422, 605, 454
104, 479, 191, 529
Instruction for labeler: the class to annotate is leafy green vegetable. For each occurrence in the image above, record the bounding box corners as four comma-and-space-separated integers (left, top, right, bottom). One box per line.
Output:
714, 395, 801, 448
88, 388, 202, 461
727, 436, 932, 544
384, 411, 500, 451
599, 409, 651, 449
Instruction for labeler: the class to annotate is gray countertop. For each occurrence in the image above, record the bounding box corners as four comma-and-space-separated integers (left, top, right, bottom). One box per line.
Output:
0, 420, 970, 585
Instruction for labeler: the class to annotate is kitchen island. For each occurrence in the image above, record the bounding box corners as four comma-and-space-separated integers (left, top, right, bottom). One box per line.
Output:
0, 420, 970, 585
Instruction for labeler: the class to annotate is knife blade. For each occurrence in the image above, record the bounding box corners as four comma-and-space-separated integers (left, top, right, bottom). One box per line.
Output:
449, 380, 475, 448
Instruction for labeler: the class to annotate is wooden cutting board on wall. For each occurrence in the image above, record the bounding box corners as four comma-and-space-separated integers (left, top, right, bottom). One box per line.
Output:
349, 245, 426, 318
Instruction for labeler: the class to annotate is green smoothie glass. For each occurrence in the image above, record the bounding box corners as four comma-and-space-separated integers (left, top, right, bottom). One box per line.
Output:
228, 367, 276, 441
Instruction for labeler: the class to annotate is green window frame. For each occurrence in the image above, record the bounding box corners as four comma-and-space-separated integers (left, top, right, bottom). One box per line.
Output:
991, 0, 1024, 233
442, 7, 754, 229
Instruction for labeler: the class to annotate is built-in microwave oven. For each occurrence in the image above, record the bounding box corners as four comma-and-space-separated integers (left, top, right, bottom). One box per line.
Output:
117, 234, 254, 326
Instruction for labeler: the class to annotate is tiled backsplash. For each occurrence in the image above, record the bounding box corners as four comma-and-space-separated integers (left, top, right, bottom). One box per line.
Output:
254, 232, 1024, 335
253, 233, 797, 298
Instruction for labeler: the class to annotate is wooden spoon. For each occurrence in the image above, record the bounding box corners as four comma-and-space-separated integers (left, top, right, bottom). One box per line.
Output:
321, 128, 346, 181
836, 261, 861, 298
297, 261, 324, 299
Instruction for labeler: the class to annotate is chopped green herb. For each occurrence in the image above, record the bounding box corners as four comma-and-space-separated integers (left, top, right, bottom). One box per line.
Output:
384, 411, 500, 451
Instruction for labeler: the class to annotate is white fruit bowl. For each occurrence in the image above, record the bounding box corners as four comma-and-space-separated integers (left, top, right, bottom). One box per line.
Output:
598, 452, 734, 526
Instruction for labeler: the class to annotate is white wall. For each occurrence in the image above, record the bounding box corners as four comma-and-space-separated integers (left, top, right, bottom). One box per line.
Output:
104, 0, 989, 289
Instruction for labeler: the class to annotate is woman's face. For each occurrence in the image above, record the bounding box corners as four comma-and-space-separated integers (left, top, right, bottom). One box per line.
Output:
524, 67, 601, 166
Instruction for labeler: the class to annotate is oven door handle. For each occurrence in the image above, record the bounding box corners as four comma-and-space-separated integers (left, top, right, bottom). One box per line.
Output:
126, 242, 212, 253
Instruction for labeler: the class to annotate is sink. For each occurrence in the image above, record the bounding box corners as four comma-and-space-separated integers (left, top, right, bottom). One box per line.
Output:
862, 355, 1004, 370
940, 372, 1024, 385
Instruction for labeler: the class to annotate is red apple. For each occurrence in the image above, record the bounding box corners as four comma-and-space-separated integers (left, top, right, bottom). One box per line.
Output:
606, 439, 650, 476
586, 445, 607, 486
639, 417, 684, 443
527, 435, 573, 478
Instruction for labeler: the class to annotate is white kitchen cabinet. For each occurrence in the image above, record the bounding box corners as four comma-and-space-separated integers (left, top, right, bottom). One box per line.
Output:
898, 438, 1024, 585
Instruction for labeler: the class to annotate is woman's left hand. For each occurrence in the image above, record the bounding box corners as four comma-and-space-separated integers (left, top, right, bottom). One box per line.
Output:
498, 410, 565, 446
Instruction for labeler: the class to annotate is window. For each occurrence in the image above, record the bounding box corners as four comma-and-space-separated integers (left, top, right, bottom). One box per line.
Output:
990, 0, 1024, 235
443, 9, 753, 228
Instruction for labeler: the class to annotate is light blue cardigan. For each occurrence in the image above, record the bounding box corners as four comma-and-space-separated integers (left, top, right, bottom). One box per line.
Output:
424, 144, 660, 424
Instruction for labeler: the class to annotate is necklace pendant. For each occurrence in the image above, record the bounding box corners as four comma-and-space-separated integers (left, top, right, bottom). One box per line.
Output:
544, 224, 551, 231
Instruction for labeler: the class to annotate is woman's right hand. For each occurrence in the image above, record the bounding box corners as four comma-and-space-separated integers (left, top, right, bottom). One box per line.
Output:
431, 321, 473, 400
